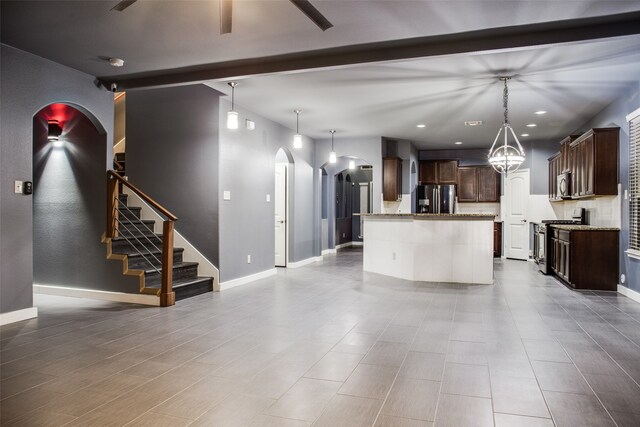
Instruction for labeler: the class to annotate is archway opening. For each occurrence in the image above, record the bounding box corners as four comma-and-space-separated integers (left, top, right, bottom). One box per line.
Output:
32, 103, 108, 290
274, 147, 294, 267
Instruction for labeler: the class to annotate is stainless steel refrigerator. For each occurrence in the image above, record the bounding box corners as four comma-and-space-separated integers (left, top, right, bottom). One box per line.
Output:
416, 185, 456, 214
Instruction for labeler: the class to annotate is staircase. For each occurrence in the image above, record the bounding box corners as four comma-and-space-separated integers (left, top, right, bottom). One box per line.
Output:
102, 153, 214, 304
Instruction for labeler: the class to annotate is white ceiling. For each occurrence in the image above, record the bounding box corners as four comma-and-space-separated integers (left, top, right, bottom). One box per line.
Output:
207, 35, 640, 148
2, 1, 640, 149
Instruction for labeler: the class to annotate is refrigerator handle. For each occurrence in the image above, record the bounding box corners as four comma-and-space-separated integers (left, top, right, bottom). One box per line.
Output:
435, 186, 440, 214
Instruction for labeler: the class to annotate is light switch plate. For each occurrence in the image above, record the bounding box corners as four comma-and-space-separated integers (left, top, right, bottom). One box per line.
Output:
223, 191, 231, 201
14, 180, 23, 194
266, 194, 270, 202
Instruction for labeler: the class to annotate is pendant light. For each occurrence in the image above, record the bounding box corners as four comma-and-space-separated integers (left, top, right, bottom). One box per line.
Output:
226, 81, 239, 130
293, 110, 302, 149
348, 159, 356, 170
329, 130, 337, 163
488, 77, 525, 175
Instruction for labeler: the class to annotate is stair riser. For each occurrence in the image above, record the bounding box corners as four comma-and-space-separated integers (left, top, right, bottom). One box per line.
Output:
117, 208, 142, 220
144, 264, 199, 286
175, 279, 214, 301
111, 238, 164, 254
128, 252, 183, 270
119, 229, 159, 240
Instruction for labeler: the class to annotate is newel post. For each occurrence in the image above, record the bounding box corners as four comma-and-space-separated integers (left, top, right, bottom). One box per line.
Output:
106, 173, 119, 238
160, 220, 176, 307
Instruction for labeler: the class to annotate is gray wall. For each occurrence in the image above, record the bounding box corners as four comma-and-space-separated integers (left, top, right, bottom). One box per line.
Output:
33, 107, 137, 293
218, 99, 316, 282
419, 140, 559, 195
126, 84, 221, 266
0, 44, 115, 315
572, 81, 640, 294
316, 138, 382, 249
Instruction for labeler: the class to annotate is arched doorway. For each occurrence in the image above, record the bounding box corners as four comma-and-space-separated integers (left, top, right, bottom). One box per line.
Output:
320, 156, 373, 252
32, 103, 112, 291
275, 147, 294, 267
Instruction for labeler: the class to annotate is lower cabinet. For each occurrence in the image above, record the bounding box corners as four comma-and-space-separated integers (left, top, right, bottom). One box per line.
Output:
550, 227, 618, 290
493, 222, 502, 258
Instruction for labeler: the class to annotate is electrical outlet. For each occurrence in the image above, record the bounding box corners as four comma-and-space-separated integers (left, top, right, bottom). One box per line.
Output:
392, 252, 396, 260
266, 194, 270, 202
14, 181, 23, 194
342, 233, 345, 238
223, 191, 231, 201
247, 255, 251, 264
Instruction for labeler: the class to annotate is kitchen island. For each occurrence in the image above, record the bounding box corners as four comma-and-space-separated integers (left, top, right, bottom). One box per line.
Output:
362, 214, 495, 284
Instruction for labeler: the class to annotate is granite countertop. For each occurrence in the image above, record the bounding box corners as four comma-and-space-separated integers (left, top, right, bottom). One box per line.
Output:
362, 213, 496, 219
550, 224, 620, 231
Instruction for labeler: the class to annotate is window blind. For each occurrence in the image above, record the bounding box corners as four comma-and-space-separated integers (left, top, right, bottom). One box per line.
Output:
630, 110, 640, 253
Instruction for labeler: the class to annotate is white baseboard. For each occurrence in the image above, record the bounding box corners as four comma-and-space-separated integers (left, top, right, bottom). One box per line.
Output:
0, 307, 38, 326
335, 242, 352, 250
219, 268, 277, 291
351, 241, 364, 246
322, 248, 336, 255
33, 285, 160, 306
618, 285, 640, 303
288, 256, 323, 269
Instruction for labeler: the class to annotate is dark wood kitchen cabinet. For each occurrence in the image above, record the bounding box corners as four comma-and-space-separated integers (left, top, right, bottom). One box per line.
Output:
550, 227, 619, 291
494, 222, 502, 257
383, 157, 402, 201
457, 167, 478, 202
569, 127, 619, 199
548, 135, 582, 201
419, 160, 458, 185
457, 166, 500, 203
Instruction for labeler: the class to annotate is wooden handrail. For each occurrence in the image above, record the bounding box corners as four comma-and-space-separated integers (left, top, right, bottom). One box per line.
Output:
106, 170, 176, 307
107, 170, 177, 221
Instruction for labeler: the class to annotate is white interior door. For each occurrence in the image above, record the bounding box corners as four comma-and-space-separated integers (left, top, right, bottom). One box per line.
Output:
275, 163, 287, 267
505, 169, 530, 260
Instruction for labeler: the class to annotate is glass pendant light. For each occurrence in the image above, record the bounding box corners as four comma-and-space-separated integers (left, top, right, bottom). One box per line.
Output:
329, 130, 337, 163
488, 77, 525, 175
293, 109, 302, 149
227, 82, 239, 130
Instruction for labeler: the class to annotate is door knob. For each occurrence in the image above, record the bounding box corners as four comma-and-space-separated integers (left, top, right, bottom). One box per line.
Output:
521, 219, 527, 222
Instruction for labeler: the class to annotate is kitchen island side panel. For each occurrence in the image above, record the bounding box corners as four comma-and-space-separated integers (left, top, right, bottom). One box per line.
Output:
363, 215, 494, 284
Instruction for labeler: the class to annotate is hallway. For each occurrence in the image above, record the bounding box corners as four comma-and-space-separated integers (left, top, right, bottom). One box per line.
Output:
1, 249, 640, 426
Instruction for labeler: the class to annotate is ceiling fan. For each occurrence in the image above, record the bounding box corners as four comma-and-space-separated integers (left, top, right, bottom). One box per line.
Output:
111, 0, 333, 34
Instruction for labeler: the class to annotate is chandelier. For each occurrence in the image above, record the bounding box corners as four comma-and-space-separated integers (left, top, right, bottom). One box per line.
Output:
488, 77, 525, 175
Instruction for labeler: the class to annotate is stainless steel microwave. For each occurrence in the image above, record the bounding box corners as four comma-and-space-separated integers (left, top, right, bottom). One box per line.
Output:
557, 172, 571, 198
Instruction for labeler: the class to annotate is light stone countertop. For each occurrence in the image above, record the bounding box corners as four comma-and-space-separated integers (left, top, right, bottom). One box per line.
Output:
549, 224, 620, 231
362, 213, 496, 220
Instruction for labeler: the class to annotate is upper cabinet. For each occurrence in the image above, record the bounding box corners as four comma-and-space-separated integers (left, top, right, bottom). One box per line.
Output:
548, 128, 618, 200
457, 166, 501, 203
570, 128, 619, 198
383, 157, 402, 201
419, 160, 458, 184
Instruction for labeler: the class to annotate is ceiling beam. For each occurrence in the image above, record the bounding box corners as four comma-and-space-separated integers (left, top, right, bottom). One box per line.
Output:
100, 11, 640, 90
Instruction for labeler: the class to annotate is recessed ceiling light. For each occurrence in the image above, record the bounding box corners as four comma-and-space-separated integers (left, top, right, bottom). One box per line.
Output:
454, 141, 463, 145
464, 120, 483, 126
521, 133, 530, 137
416, 124, 426, 128
534, 110, 547, 115
526, 123, 537, 127
109, 57, 124, 67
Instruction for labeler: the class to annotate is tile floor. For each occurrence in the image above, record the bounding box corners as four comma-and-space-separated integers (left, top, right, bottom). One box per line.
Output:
2, 248, 640, 426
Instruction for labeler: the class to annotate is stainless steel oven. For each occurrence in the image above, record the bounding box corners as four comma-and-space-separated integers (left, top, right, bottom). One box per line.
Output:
537, 224, 548, 273
538, 208, 586, 275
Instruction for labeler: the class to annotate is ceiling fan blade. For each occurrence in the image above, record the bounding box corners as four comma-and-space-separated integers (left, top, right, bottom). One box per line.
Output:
110, 0, 138, 12
289, 0, 333, 31
220, 0, 233, 34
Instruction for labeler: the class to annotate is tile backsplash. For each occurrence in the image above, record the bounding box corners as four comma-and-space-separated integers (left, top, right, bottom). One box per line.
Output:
557, 186, 621, 227
456, 202, 500, 217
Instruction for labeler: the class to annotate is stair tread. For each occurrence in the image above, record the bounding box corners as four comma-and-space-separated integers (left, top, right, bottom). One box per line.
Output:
146, 276, 213, 289
143, 261, 199, 274
123, 247, 184, 257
